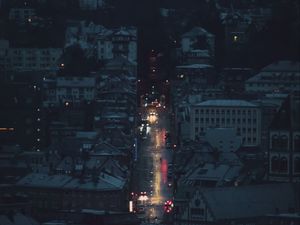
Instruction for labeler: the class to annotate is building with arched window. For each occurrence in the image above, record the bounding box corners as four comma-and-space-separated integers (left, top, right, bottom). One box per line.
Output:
268, 93, 300, 182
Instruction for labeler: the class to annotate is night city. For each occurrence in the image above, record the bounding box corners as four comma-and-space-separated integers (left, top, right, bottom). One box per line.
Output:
0, 0, 300, 224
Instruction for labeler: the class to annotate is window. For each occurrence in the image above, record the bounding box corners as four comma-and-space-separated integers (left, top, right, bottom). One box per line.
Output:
195, 118, 199, 122
280, 157, 288, 173
195, 109, 199, 114
271, 156, 279, 172
195, 127, 199, 133
294, 157, 300, 173
280, 135, 288, 148
271, 135, 279, 149
294, 135, 300, 151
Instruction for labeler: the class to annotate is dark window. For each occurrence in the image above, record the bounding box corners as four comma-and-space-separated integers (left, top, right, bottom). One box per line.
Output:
294, 157, 300, 173
191, 208, 204, 216
280, 157, 288, 173
195, 109, 199, 114
294, 135, 300, 151
271, 156, 279, 172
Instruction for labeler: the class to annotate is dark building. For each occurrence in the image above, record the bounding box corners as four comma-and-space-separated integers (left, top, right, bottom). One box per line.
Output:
268, 92, 300, 182
0, 79, 43, 150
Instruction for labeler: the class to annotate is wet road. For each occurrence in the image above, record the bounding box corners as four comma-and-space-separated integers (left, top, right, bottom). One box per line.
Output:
132, 108, 173, 224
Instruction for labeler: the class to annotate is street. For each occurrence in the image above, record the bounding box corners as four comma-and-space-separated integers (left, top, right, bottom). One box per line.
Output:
132, 108, 173, 224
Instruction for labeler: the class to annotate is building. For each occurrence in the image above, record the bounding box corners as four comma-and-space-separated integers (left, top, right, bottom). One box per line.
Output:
175, 64, 216, 85
78, 0, 104, 10
181, 27, 215, 58
16, 172, 128, 213
0, 80, 43, 150
268, 93, 300, 182
0, 40, 62, 72
97, 27, 137, 62
43, 77, 96, 107
174, 183, 298, 225
65, 21, 137, 62
9, 8, 36, 24
245, 61, 300, 94
205, 128, 242, 153
190, 100, 261, 146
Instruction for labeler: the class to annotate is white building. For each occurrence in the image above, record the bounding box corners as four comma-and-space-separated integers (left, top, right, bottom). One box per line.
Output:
245, 60, 300, 94
79, 0, 105, 10
190, 100, 261, 146
0, 40, 62, 71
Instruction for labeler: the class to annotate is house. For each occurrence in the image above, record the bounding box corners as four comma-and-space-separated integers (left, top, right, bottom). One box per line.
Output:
181, 27, 215, 58
78, 0, 105, 10
245, 61, 300, 94
268, 93, 300, 182
16, 172, 128, 215
190, 100, 261, 146
174, 183, 299, 225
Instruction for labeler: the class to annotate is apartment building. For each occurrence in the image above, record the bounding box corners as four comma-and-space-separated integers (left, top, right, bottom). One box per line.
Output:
245, 61, 300, 94
190, 100, 261, 146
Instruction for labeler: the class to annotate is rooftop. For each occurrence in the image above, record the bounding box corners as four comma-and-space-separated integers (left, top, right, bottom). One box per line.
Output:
16, 172, 125, 191
193, 99, 257, 107
57, 77, 96, 87
176, 64, 213, 69
182, 27, 214, 38
201, 183, 297, 220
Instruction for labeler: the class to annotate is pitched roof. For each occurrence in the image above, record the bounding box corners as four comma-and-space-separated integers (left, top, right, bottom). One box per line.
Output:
182, 27, 214, 38
269, 93, 300, 130
201, 183, 297, 220
193, 99, 257, 107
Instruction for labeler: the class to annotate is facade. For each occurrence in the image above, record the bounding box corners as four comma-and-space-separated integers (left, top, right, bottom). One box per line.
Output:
268, 93, 300, 182
174, 183, 298, 225
181, 27, 215, 58
16, 172, 127, 213
190, 100, 261, 146
175, 64, 215, 85
9, 8, 36, 24
245, 61, 300, 94
65, 21, 137, 62
0, 81, 43, 150
43, 77, 96, 107
97, 28, 137, 62
78, 0, 104, 10
0, 41, 62, 72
